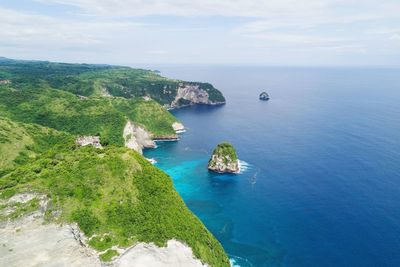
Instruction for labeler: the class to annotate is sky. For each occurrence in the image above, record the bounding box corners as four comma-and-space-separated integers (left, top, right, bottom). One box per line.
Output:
1, 0, 400, 66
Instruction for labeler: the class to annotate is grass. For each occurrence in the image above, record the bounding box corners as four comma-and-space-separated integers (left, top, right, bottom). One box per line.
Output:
0, 120, 229, 266
9, 198, 40, 219
89, 235, 115, 251
0, 145, 230, 266
112, 97, 178, 137
0, 58, 225, 106
0, 118, 34, 169
0, 198, 40, 221
212, 142, 238, 163
0, 87, 178, 144
0, 117, 74, 170
100, 249, 119, 261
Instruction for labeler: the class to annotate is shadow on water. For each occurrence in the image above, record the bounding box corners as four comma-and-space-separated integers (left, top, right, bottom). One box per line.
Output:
171, 103, 225, 116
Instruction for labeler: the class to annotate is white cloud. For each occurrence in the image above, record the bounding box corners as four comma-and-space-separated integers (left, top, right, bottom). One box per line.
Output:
38, 0, 327, 17
145, 50, 168, 55
0, 7, 144, 48
38, 0, 400, 20
1, 0, 399, 65
390, 33, 400, 41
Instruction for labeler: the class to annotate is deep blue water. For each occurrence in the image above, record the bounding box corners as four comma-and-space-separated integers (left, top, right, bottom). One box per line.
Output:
144, 66, 400, 267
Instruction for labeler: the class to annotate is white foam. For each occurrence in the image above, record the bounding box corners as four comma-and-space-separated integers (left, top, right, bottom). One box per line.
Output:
230, 258, 241, 267
145, 158, 157, 164
229, 255, 254, 267
238, 160, 251, 173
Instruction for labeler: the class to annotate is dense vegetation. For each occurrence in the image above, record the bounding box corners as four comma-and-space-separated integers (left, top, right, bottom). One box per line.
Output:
212, 142, 238, 163
0, 137, 229, 266
0, 86, 178, 144
0, 58, 225, 106
0, 117, 73, 172
0, 58, 230, 266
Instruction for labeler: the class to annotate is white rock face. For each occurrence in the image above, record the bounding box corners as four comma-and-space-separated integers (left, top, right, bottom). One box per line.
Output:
7, 193, 37, 204
172, 122, 185, 133
99, 86, 112, 97
0, 216, 206, 267
170, 85, 212, 108
208, 154, 240, 174
123, 121, 156, 154
0, 193, 206, 267
0, 217, 101, 267
75, 136, 102, 148
117, 240, 207, 267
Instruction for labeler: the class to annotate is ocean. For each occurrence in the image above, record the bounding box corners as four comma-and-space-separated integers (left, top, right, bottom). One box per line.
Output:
143, 66, 400, 267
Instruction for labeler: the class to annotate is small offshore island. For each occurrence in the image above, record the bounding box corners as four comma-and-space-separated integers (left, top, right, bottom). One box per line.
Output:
208, 142, 240, 173
259, 91, 270, 100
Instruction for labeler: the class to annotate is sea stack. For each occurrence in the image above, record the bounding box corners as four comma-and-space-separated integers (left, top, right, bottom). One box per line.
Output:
259, 91, 270, 100
208, 142, 240, 173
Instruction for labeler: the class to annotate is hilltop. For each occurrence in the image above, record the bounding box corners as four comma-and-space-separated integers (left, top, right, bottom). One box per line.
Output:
0, 58, 225, 108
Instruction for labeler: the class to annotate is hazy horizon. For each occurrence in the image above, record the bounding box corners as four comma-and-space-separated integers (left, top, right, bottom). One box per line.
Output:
1, 0, 399, 66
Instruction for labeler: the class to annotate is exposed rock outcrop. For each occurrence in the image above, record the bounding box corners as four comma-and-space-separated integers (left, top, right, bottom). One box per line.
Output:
99, 86, 112, 97
259, 91, 270, 101
75, 136, 102, 148
208, 142, 240, 173
116, 240, 206, 267
0, 196, 205, 267
169, 84, 225, 109
0, 79, 11, 85
123, 121, 156, 154
172, 122, 185, 133
0, 217, 101, 267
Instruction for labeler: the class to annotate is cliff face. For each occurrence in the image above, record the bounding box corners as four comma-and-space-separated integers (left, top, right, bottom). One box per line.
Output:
208, 142, 240, 173
123, 121, 156, 154
168, 84, 226, 109
0, 194, 206, 267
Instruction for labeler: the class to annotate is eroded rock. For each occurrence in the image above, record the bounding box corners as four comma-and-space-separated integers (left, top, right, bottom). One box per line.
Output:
123, 121, 156, 154
76, 136, 102, 148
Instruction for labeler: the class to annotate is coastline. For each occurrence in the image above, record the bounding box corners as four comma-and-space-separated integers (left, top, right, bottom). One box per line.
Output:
166, 101, 226, 111
153, 137, 180, 142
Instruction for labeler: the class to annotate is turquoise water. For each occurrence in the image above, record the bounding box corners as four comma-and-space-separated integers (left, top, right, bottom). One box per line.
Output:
144, 66, 400, 267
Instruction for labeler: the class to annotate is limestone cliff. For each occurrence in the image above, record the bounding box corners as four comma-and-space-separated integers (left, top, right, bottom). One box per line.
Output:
172, 122, 185, 133
169, 84, 225, 109
0, 194, 207, 267
123, 121, 156, 154
208, 142, 240, 173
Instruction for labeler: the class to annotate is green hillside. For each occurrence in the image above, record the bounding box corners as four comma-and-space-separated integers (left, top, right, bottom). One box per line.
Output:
0, 58, 225, 106
0, 87, 178, 145
0, 122, 229, 266
0, 58, 230, 266
0, 117, 73, 172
